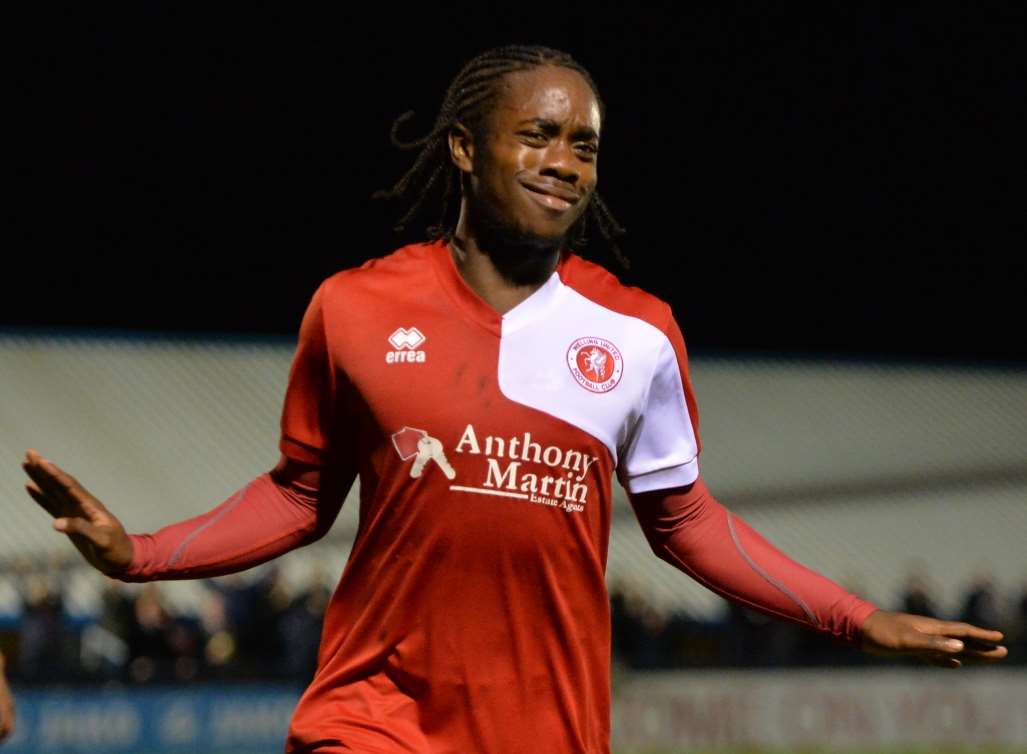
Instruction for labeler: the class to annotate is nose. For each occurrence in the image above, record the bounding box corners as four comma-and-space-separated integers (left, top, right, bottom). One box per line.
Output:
539, 139, 579, 185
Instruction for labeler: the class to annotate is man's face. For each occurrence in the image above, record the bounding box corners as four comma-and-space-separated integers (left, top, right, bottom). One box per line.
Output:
466, 65, 601, 247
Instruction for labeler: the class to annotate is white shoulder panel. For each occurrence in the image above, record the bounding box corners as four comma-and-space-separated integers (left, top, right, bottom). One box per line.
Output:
497, 276, 699, 492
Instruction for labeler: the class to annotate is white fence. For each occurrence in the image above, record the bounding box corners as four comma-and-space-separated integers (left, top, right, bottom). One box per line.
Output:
612, 669, 1027, 750
1, 334, 1025, 619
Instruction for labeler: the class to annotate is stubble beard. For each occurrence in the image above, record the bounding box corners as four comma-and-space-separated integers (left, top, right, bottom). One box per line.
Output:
466, 187, 570, 287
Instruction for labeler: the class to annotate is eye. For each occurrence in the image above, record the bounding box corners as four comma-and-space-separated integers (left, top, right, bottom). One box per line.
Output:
519, 130, 548, 144
573, 143, 598, 162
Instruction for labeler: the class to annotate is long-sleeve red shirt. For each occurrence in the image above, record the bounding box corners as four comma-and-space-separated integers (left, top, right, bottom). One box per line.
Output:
126, 468, 875, 643
122, 240, 877, 753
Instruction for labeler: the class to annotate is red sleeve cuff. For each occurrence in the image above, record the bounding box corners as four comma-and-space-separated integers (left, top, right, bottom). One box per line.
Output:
845, 600, 881, 644
119, 533, 156, 583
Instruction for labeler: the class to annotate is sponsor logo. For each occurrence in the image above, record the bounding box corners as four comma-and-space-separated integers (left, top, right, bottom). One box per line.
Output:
566, 336, 623, 393
451, 423, 597, 513
387, 327, 427, 364
391, 426, 456, 480
390, 424, 599, 514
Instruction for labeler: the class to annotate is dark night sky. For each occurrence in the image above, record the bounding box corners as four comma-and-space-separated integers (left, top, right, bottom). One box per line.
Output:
10, 5, 1026, 363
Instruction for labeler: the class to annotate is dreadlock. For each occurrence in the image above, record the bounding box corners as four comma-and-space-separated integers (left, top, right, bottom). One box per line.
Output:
371, 44, 630, 270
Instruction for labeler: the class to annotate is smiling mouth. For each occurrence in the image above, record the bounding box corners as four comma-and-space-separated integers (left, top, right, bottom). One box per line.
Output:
521, 184, 577, 212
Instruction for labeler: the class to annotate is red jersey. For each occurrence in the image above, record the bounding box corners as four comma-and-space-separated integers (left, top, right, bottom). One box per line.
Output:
280, 239, 703, 752
124, 238, 876, 753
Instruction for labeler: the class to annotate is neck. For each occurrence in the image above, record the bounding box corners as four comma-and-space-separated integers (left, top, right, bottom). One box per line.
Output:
449, 201, 562, 315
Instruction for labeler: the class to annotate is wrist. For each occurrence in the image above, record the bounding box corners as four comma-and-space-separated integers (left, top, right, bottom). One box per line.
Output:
857, 607, 890, 649
117, 533, 152, 582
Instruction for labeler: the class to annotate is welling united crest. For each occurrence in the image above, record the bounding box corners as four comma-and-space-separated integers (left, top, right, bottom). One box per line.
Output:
566, 336, 623, 393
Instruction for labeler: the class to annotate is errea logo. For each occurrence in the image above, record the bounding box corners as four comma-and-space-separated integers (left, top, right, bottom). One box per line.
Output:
387, 327, 427, 364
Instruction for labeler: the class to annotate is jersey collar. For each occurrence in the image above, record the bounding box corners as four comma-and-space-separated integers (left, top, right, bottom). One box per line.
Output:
429, 238, 570, 337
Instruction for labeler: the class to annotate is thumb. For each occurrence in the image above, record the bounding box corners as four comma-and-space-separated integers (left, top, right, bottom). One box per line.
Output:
54, 516, 103, 542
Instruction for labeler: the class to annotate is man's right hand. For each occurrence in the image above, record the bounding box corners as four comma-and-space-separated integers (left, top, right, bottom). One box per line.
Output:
22, 449, 133, 576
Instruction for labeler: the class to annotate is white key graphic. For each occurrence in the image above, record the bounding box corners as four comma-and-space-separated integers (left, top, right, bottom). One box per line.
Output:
409, 435, 456, 480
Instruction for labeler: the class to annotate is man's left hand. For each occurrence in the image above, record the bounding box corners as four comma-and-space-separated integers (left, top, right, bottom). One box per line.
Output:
860, 610, 1007, 668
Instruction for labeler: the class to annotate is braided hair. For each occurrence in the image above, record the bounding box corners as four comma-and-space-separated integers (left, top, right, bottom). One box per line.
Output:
372, 44, 629, 270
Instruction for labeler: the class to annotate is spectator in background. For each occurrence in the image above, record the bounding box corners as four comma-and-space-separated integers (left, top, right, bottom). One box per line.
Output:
0, 649, 13, 742
86, 578, 135, 680
125, 583, 201, 684
17, 574, 69, 683
279, 579, 331, 681
608, 583, 672, 669
725, 602, 795, 667
960, 569, 1001, 630
97, 578, 136, 643
209, 572, 285, 679
1010, 577, 1027, 665
900, 561, 939, 619
234, 567, 290, 679
608, 583, 639, 667
197, 584, 237, 678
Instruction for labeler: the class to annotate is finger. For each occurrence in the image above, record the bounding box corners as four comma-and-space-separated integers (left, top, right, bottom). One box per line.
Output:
45, 460, 110, 517
26, 481, 62, 517
23, 457, 86, 520
958, 643, 1008, 661
22, 456, 75, 510
905, 633, 1009, 660
54, 516, 103, 543
893, 631, 967, 655
24, 450, 75, 495
877, 635, 957, 658
927, 621, 1004, 643
24, 455, 105, 518
36, 456, 89, 500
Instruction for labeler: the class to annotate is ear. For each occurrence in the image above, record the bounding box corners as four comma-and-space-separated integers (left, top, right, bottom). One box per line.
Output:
448, 122, 475, 174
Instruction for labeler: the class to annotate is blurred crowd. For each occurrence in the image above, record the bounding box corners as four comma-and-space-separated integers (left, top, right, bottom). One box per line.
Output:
611, 566, 1027, 670
0, 561, 1023, 685
0, 562, 329, 686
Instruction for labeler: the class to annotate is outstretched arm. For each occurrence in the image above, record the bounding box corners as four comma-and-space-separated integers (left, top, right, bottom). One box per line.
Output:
22, 281, 354, 580
121, 456, 345, 581
22, 450, 348, 581
630, 476, 1007, 667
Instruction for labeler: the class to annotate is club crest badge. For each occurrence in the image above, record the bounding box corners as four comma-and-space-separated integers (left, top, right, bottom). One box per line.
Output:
566, 336, 623, 393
